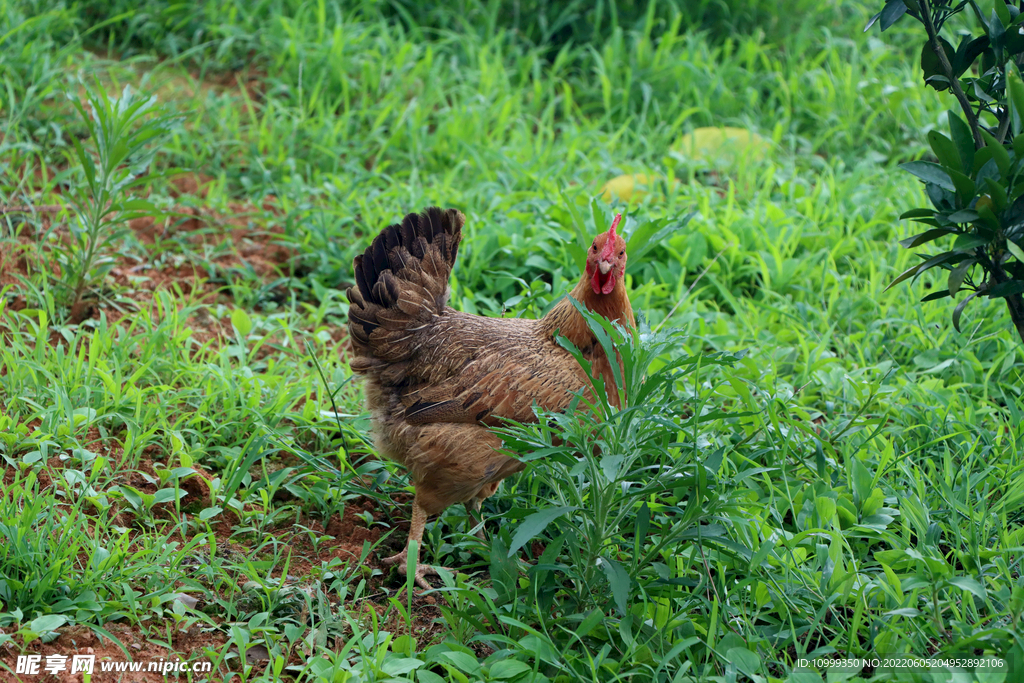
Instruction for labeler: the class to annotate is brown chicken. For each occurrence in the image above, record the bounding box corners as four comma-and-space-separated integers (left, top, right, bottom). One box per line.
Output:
346, 207, 634, 587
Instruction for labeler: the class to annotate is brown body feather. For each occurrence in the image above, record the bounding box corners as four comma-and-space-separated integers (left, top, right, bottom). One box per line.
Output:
346, 207, 633, 583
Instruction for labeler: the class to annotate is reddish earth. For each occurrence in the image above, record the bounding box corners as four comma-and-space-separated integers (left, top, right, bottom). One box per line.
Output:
0, 623, 228, 683
1, 166, 463, 679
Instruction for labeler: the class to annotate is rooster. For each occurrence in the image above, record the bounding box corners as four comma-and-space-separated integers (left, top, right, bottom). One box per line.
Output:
346, 207, 634, 587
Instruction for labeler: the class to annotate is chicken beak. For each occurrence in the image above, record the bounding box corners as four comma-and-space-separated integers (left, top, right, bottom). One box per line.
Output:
598, 260, 613, 274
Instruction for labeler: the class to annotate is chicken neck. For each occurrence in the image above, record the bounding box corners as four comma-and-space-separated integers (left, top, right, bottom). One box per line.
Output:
538, 273, 634, 350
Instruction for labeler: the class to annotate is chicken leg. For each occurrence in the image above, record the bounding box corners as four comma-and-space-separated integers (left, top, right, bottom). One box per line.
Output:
380, 497, 451, 589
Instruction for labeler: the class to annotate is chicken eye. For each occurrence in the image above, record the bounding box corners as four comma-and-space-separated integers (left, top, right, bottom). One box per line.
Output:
618, 250, 624, 256
591, 245, 596, 251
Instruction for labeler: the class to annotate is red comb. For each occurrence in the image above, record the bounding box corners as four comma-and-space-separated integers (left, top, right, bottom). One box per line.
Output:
598, 214, 622, 262
608, 213, 622, 237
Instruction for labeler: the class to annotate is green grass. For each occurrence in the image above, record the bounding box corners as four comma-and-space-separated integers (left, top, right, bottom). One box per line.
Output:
1, 0, 1023, 681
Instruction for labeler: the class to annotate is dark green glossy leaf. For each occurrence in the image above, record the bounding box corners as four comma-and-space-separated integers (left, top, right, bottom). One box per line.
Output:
926, 182, 955, 211
976, 157, 1000, 189
880, 0, 909, 31
953, 233, 991, 251
921, 37, 955, 91
995, 0, 1012, 29
984, 177, 1009, 210
948, 168, 976, 199
899, 228, 956, 249
953, 291, 980, 332
988, 280, 1024, 297
946, 209, 980, 223
864, 11, 882, 32
991, 9, 1007, 49
948, 259, 974, 295
948, 111, 975, 172
921, 289, 953, 302
954, 35, 991, 78
968, 1, 990, 33
900, 161, 955, 191
911, 251, 961, 283
886, 260, 930, 292
1008, 63, 1024, 136
1007, 238, 1024, 262
899, 208, 936, 219
927, 131, 962, 173
981, 129, 1010, 178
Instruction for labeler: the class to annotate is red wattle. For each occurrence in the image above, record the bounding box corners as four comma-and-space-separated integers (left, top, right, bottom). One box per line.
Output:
602, 274, 615, 294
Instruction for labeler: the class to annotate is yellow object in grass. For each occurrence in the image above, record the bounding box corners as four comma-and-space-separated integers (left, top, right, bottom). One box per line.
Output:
599, 173, 674, 202
674, 126, 770, 166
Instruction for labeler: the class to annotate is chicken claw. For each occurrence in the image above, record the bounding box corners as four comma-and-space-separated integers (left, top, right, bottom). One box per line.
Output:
381, 548, 450, 590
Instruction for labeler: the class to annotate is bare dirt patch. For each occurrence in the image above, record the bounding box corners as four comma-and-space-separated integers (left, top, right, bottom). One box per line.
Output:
0, 622, 227, 683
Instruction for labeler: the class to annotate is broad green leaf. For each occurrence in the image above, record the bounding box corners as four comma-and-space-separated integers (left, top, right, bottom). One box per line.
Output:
953, 291, 980, 332
508, 506, 576, 557
788, 673, 826, 683
1008, 64, 1024, 137
953, 233, 990, 251
953, 36, 990, 78
885, 263, 925, 291
749, 536, 776, 570
231, 308, 253, 337
948, 259, 974, 295
416, 665, 445, 683
382, 658, 425, 676
922, 289, 953, 302
899, 208, 935, 219
815, 496, 837, 522
946, 209, 980, 223
597, 556, 630, 615
995, 0, 1012, 28
985, 177, 1009, 210
881, 563, 904, 602
626, 214, 694, 275
975, 662, 1007, 683
948, 168, 976, 199
1006, 238, 1024, 262
981, 129, 1010, 178
576, 608, 604, 638
726, 647, 762, 676
989, 280, 1024, 297
920, 37, 955, 91
900, 161, 955, 191
881, 1, 909, 31
850, 457, 873, 505
948, 110, 975, 171
928, 130, 963, 172
948, 575, 988, 599
901, 229, 954, 250
29, 615, 67, 633
437, 651, 480, 675
488, 660, 532, 679
153, 488, 182, 505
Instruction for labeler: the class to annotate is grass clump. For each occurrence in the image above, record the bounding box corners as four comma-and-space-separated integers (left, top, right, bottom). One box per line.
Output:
0, 0, 1022, 681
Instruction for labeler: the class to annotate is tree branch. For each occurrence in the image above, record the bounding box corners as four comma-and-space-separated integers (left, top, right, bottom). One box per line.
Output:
919, 0, 985, 149
977, 249, 1024, 344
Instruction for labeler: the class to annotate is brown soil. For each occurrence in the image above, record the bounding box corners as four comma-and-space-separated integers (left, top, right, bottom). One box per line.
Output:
0, 623, 228, 683
0, 62, 465, 678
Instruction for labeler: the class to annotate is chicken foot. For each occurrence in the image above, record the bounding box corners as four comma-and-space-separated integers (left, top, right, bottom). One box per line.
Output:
381, 498, 451, 589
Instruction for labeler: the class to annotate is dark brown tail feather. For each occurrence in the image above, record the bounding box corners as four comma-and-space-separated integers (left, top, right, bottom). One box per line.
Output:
346, 207, 464, 359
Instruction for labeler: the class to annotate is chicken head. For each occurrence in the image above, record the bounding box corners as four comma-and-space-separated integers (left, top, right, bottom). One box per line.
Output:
586, 213, 627, 295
